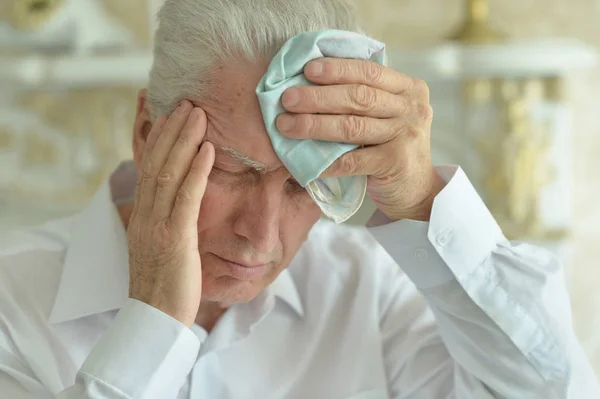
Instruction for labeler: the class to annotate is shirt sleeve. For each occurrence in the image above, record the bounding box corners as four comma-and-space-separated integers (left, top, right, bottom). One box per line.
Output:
0, 299, 201, 398
368, 166, 600, 399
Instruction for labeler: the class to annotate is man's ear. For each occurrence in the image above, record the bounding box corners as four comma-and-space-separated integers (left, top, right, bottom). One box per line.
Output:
132, 89, 153, 169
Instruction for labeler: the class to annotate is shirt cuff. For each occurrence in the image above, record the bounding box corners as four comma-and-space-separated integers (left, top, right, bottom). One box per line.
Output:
368, 166, 506, 289
80, 298, 201, 398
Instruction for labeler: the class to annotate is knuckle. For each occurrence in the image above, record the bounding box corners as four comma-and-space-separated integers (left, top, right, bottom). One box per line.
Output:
175, 186, 193, 206
413, 78, 430, 99
296, 114, 316, 136
351, 84, 377, 111
310, 87, 325, 106
339, 61, 353, 79
175, 133, 190, 148
142, 170, 155, 182
418, 103, 434, 122
364, 62, 384, 84
152, 219, 180, 249
342, 116, 366, 142
341, 154, 358, 173
156, 170, 175, 187
403, 124, 421, 141
142, 159, 157, 181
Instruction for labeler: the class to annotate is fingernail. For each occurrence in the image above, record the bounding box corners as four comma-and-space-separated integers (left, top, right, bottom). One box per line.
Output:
306, 61, 323, 77
282, 88, 301, 108
176, 100, 187, 113
277, 114, 296, 133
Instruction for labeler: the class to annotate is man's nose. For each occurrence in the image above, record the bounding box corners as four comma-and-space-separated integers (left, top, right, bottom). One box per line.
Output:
232, 186, 283, 254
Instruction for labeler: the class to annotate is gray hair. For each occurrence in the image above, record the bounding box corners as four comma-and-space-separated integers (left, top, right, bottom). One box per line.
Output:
146, 0, 364, 119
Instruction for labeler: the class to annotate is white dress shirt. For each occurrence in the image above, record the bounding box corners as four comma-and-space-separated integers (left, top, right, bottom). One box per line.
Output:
0, 163, 598, 399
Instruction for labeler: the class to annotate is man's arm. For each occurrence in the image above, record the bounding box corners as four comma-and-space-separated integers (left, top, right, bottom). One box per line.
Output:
0, 100, 214, 398
369, 166, 600, 398
275, 52, 596, 397
0, 299, 199, 398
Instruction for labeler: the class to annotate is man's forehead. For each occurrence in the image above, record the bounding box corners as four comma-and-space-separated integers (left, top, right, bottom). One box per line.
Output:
213, 144, 283, 173
193, 61, 282, 173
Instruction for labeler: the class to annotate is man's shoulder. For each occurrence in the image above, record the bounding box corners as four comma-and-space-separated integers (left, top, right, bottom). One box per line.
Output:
1, 214, 73, 254
0, 217, 78, 372
0, 216, 73, 271
0, 216, 75, 317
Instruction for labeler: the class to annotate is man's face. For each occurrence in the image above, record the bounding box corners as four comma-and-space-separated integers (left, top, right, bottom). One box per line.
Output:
134, 61, 322, 306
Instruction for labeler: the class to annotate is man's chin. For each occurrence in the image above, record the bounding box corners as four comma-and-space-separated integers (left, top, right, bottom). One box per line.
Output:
200, 277, 261, 305
199, 255, 285, 304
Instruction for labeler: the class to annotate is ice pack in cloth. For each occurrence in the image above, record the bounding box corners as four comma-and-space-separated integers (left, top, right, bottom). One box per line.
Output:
256, 30, 386, 223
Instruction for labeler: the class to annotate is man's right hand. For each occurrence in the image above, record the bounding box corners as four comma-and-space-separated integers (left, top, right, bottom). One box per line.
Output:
127, 101, 215, 328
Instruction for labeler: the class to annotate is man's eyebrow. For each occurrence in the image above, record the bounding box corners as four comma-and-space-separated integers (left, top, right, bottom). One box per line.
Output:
212, 145, 276, 173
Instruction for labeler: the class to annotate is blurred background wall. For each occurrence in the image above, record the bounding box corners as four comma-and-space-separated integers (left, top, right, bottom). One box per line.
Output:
0, 0, 599, 376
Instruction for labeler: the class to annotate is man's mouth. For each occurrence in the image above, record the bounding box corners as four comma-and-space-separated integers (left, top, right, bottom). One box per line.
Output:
210, 254, 271, 280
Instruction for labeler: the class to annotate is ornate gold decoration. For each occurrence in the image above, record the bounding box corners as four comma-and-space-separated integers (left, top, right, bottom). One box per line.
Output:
464, 78, 494, 105
450, 1, 569, 241
449, 0, 505, 44
476, 79, 568, 240
543, 76, 565, 102
6, 88, 138, 206
522, 79, 544, 104
6, 0, 65, 31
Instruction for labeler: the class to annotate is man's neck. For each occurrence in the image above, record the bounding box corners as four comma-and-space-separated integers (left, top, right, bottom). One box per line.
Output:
195, 302, 229, 332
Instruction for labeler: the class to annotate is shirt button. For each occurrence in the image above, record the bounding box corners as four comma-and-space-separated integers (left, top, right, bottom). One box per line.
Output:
436, 229, 453, 247
414, 248, 429, 260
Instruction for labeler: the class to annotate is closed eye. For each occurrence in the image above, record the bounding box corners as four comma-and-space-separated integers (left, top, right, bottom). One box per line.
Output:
285, 178, 306, 194
212, 165, 306, 195
210, 166, 260, 186
211, 166, 250, 176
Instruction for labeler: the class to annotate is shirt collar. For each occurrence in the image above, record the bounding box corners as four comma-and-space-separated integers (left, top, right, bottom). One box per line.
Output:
269, 267, 304, 317
49, 161, 304, 324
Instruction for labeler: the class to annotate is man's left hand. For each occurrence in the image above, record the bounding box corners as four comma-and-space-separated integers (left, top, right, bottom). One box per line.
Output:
276, 57, 446, 221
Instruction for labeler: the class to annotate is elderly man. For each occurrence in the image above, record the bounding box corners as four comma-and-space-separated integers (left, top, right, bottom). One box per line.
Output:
0, 0, 598, 398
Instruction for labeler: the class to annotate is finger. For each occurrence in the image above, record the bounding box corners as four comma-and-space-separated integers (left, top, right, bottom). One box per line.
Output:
277, 113, 400, 145
142, 115, 168, 165
282, 84, 402, 118
320, 145, 388, 178
153, 107, 208, 218
132, 115, 167, 217
304, 58, 428, 101
136, 101, 194, 216
171, 141, 215, 230
145, 101, 194, 177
